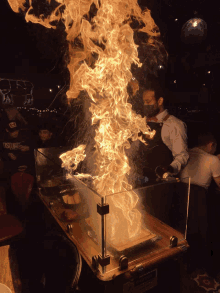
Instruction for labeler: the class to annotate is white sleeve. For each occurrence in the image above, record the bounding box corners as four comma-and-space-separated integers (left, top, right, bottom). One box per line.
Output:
211, 156, 220, 178
166, 120, 189, 174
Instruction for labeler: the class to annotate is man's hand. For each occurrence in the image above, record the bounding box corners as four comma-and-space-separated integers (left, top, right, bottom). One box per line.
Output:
155, 165, 174, 179
8, 153, 17, 160
20, 145, 29, 152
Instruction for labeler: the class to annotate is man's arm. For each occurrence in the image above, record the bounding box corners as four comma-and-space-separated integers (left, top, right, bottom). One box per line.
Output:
213, 176, 220, 189
163, 119, 189, 175
211, 156, 220, 189
1, 148, 16, 161
0, 141, 11, 161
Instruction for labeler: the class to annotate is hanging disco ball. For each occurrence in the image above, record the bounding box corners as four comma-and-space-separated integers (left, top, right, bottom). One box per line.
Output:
181, 18, 207, 44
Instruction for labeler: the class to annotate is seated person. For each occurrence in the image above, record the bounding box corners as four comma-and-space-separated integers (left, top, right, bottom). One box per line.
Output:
1, 121, 36, 218
181, 132, 220, 189
1, 104, 28, 133
180, 131, 220, 274
36, 122, 60, 148
1, 121, 35, 176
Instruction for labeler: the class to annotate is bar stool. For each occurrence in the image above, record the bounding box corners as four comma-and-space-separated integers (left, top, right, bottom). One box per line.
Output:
0, 184, 24, 247
0, 214, 24, 247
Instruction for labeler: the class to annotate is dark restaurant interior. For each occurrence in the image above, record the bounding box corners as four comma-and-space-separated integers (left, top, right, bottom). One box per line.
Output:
1, 0, 220, 292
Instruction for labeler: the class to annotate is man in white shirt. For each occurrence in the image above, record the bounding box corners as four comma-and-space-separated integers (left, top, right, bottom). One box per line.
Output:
180, 132, 220, 275
180, 133, 220, 189
136, 80, 189, 184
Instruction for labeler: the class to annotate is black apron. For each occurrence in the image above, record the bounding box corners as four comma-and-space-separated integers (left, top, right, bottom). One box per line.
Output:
186, 184, 210, 269
137, 117, 173, 186
186, 184, 208, 247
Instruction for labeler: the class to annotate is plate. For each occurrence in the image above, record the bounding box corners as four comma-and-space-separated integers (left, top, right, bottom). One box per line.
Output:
0, 283, 12, 293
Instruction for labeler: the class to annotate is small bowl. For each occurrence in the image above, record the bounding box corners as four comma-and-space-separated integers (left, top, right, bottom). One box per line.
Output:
61, 191, 82, 210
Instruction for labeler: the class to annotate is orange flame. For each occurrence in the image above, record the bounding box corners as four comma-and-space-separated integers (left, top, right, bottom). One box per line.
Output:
8, 0, 26, 13
60, 144, 86, 172
8, 0, 161, 244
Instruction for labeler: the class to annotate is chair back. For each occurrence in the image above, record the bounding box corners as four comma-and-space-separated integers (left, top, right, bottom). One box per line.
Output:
11, 172, 34, 208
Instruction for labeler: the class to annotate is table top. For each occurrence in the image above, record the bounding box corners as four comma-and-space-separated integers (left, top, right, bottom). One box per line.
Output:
37, 188, 189, 281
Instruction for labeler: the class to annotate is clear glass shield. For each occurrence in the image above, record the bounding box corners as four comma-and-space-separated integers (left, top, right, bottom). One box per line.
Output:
35, 148, 190, 279
35, 148, 103, 271
104, 178, 190, 276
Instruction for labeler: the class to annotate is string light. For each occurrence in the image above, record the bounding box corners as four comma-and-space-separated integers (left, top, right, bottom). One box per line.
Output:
49, 89, 52, 92
174, 80, 177, 83
192, 20, 198, 27
175, 19, 178, 22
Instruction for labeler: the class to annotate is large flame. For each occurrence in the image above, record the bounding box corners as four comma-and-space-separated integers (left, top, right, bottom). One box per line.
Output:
8, 0, 162, 244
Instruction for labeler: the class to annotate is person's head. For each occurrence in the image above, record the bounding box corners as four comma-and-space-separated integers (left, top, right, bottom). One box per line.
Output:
197, 132, 217, 154
6, 121, 20, 138
39, 124, 53, 142
142, 80, 165, 118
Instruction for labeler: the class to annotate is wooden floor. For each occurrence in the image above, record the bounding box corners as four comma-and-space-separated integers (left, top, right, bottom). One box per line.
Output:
179, 258, 220, 293
0, 245, 22, 293
0, 186, 22, 292
1, 244, 220, 293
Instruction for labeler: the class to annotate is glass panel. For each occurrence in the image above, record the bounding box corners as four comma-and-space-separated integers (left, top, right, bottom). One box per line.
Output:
34, 148, 103, 272
35, 147, 70, 184
104, 178, 190, 275
70, 176, 106, 274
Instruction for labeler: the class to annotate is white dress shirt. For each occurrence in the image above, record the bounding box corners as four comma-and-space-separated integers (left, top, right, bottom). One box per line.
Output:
180, 147, 220, 189
152, 109, 189, 174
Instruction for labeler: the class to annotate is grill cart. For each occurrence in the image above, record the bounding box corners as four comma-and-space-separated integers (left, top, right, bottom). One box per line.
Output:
35, 147, 190, 292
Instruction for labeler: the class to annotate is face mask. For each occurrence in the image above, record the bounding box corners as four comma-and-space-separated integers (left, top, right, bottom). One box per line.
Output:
144, 104, 160, 118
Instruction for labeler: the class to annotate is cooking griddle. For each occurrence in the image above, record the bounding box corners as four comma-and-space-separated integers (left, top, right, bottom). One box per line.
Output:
85, 217, 157, 252
109, 228, 157, 252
